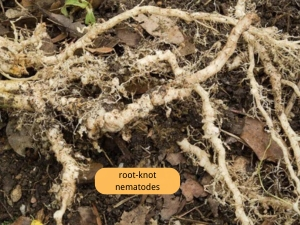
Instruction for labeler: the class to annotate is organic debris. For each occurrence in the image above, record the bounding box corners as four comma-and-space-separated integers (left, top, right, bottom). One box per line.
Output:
134, 14, 184, 44
77, 206, 98, 225
160, 195, 181, 220
6, 118, 34, 157
165, 152, 186, 166
115, 205, 149, 225
240, 117, 283, 162
180, 178, 208, 201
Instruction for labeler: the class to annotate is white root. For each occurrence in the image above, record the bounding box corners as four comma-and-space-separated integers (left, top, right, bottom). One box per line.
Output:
185, 13, 259, 85
235, 0, 246, 18
194, 84, 253, 225
246, 44, 300, 211
281, 79, 300, 98
82, 13, 259, 138
47, 126, 81, 225
137, 50, 184, 77
42, 7, 259, 66
285, 80, 300, 116
84, 87, 192, 139
177, 138, 218, 176
0, 1, 299, 224
245, 34, 300, 178
226, 51, 248, 71
0, 91, 34, 111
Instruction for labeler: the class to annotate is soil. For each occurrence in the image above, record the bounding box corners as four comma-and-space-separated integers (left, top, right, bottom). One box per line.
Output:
0, 0, 300, 225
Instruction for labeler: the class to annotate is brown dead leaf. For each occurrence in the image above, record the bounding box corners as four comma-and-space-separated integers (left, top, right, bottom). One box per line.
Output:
92, 203, 102, 225
261, 220, 274, 225
93, 35, 120, 48
180, 178, 207, 201
87, 47, 114, 54
200, 173, 213, 186
177, 37, 196, 56
115, 205, 149, 225
87, 35, 119, 54
21, 0, 33, 8
134, 14, 184, 44
207, 196, 219, 217
6, 118, 34, 157
11, 216, 31, 225
40, 37, 56, 55
240, 117, 283, 162
35, 208, 45, 222
38, 7, 86, 38
49, 0, 63, 10
166, 153, 186, 166
116, 24, 142, 47
51, 32, 68, 43
38, 0, 60, 9
91, 0, 104, 9
160, 195, 180, 220
78, 206, 98, 225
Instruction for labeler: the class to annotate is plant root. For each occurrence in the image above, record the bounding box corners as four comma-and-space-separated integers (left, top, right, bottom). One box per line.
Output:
0, 1, 299, 224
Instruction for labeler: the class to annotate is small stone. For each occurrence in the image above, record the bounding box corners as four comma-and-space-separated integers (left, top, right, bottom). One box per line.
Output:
11, 184, 22, 203
30, 196, 37, 204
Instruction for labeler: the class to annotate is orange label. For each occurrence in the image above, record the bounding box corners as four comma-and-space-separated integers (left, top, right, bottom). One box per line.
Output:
95, 168, 180, 194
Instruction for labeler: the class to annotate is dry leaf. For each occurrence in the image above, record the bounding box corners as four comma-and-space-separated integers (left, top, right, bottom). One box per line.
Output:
166, 153, 186, 166
50, 1, 63, 10
39, 37, 56, 55
177, 37, 196, 56
6, 118, 34, 157
261, 220, 274, 225
51, 33, 68, 43
134, 14, 184, 44
90, 0, 105, 9
116, 24, 142, 47
93, 36, 119, 48
35, 208, 45, 222
21, 0, 33, 8
92, 203, 102, 225
11, 216, 32, 225
86, 47, 114, 54
78, 206, 98, 225
38, 0, 60, 9
160, 195, 180, 220
115, 205, 149, 225
38, 7, 86, 38
180, 178, 207, 201
87, 35, 119, 54
240, 117, 283, 162
207, 196, 219, 217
